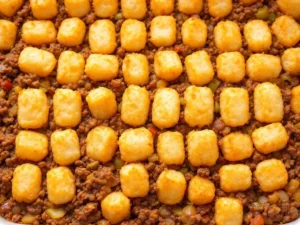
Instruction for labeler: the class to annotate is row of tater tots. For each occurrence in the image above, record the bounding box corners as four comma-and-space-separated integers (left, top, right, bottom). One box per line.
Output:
13, 157, 288, 224
1, 14, 300, 52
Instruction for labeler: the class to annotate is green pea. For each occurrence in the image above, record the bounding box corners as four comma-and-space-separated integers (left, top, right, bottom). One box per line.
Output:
214, 101, 220, 113
268, 13, 276, 22
208, 78, 221, 93
255, 7, 269, 20
114, 157, 124, 169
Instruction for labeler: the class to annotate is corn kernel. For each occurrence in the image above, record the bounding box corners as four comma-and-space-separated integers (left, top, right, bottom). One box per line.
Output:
215, 198, 243, 225
122, 54, 149, 85
22, 214, 36, 224
18, 47, 57, 77
181, 18, 207, 49
16, 131, 48, 162
120, 164, 149, 197
65, 0, 90, 18
121, 0, 146, 19
152, 88, 180, 129
45, 208, 66, 219
85, 54, 119, 81
157, 131, 185, 165
254, 82, 284, 123
119, 127, 154, 162
216, 52, 245, 83
272, 15, 300, 47
291, 86, 300, 114
89, 20, 117, 54
22, 20, 56, 45
244, 20, 272, 53
252, 123, 289, 154
47, 167, 75, 204
18, 88, 49, 129
86, 87, 117, 120
121, 85, 150, 126
101, 192, 130, 224
0, 20, 17, 50
220, 164, 252, 192
51, 129, 80, 166
254, 159, 288, 192
154, 50, 182, 81
220, 133, 253, 161
246, 54, 282, 81
93, 0, 118, 18
220, 88, 250, 127
30, 0, 58, 19
214, 20, 242, 52
282, 48, 300, 76
187, 130, 219, 166
277, 0, 300, 20
53, 89, 82, 127
150, 16, 176, 47
0, 0, 23, 17
188, 176, 215, 205
185, 50, 214, 86
150, 0, 174, 15
120, 19, 147, 52
12, 164, 42, 203
208, 0, 233, 18
86, 126, 118, 163
178, 0, 203, 14
57, 18, 86, 47
184, 86, 214, 127
156, 170, 186, 205
57, 51, 85, 84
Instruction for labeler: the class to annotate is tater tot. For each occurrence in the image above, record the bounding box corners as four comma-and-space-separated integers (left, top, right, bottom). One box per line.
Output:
30, 0, 58, 19
101, 192, 130, 224
47, 167, 76, 205
254, 159, 288, 192
89, 20, 117, 54
252, 123, 289, 154
185, 50, 214, 86
119, 127, 154, 162
15, 131, 48, 162
65, 0, 90, 18
220, 88, 250, 127
240, 0, 257, 5
246, 54, 282, 81
157, 131, 185, 165
291, 86, 300, 114
121, 0, 147, 20
181, 18, 207, 49
120, 19, 147, 52
154, 50, 183, 81
220, 133, 253, 161
208, 0, 233, 18
184, 86, 214, 127
53, 89, 82, 127
152, 88, 180, 129
150, 16, 176, 47
12, 164, 42, 203
121, 85, 150, 127
272, 15, 300, 47
277, 0, 300, 20
215, 198, 243, 225
86, 87, 117, 120
156, 170, 186, 205
178, 0, 203, 15
51, 129, 80, 166
122, 54, 149, 85
254, 82, 284, 123
220, 164, 252, 192
86, 126, 118, 163
188, 176, 215, 205
150, 0, 174, 15
187, 130, 219, 166
0, 20, 17, 50
93, 0, 118, 18
216, 52, 245, 83
214, 21, 242, 52
244, 20, 272, 53
281, 48, 300, 76
120, 164, 149, 197
0, 0, 23, 17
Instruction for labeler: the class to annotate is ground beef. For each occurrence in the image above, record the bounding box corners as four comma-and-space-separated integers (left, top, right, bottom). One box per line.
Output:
0, 0, 300, 224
